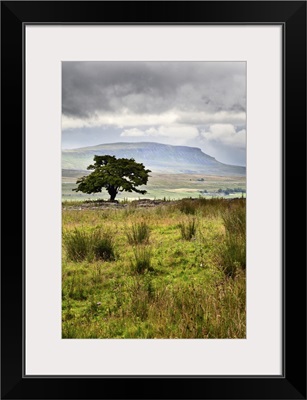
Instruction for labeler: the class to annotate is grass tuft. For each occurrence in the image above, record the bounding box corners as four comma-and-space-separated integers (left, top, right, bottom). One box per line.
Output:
131, 246, 153, 274
126, 221, 150, 245
63, 228, 115, 262
178, 218, 197, 240
63, 229, 89, 261
221, 205, 246, 277
90, 230, 115, 261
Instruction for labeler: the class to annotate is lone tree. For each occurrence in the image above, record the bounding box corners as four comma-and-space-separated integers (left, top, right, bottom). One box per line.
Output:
73, 155, 151, 201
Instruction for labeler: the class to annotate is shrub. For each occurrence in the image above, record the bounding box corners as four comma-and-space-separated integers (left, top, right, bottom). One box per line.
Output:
126, 221, 150, 245
179, 218, 197, 240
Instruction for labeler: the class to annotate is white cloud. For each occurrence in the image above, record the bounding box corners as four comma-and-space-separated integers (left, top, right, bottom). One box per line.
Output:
120, 125, 199, 144
121, 128, 145, 137
62, 108, 245, 131
201, 124, 246, 148
62, 111, 178, 130
178, 110, 246, 125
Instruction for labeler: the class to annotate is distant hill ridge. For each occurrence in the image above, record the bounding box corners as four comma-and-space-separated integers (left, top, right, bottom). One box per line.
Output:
62, 142, 245, 176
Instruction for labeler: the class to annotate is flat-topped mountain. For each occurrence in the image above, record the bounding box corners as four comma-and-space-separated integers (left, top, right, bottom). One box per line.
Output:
62, 142, 245, 176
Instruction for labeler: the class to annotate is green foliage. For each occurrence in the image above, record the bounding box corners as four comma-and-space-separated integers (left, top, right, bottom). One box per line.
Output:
73, 155, 151, 201
179, 218, 197, 240
126, 221, 150, 245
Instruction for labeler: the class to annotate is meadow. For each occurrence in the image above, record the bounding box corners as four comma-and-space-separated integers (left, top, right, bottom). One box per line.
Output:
62, 197, 246, 339
62, 172, 246, 201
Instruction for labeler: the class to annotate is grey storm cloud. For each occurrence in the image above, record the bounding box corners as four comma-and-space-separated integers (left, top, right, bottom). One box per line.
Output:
62, 61, 246, 119
62, 61, 246, 166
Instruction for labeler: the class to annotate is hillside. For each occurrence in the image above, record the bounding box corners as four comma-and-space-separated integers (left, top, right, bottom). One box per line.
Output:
62, 142, 245, 176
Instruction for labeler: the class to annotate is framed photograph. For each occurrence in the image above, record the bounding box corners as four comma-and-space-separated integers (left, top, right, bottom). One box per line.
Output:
1, 1, 306, 399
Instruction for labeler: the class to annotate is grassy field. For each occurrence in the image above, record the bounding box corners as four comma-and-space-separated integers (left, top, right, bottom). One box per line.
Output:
62, 172, 246, 201
62, 197, 246, 339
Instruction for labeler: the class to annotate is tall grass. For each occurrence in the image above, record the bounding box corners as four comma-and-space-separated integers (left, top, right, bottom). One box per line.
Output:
62, 273, 246, 338
63, 228, 115, 262
223, 204, 246, 237
63, 229, 88, 261
131, 246, 153, 274
177, 199, 197, 215
126, 221, 150, 245
173, 197, 240, 218
221, 205, 246, 277
90, 230, 115, 261
62, 197, 246, 338
130, 276, 156, 320
178, 218, 197, 240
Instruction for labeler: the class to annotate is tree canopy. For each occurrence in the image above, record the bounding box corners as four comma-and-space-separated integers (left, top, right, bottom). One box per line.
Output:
73, 155, 151, 201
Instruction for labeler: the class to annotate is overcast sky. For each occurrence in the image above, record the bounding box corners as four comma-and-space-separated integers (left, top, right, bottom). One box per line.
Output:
62, 61, 246, 166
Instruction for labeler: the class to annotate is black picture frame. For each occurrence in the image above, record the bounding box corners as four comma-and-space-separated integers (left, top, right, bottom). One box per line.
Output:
1, 1, 306, 399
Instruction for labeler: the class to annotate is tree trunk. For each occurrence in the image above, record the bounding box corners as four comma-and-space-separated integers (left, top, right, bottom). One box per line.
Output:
108, 187, 117, 202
